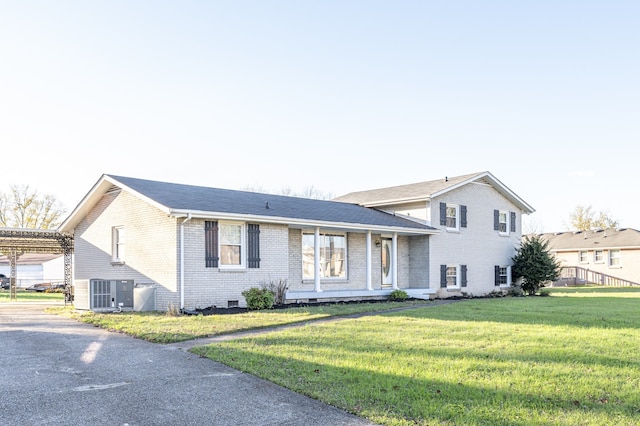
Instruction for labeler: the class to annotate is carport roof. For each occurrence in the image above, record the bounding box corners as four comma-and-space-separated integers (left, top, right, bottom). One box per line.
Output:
0, 228, 73, 254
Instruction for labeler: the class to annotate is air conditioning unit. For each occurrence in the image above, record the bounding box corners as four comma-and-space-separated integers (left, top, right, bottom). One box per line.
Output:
73, 279, 155, 311
88, 279, 134, 311
73, 279, 90, 310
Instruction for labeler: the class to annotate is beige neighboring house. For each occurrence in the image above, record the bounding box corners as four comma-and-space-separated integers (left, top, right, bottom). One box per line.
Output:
539, 228, 640, 286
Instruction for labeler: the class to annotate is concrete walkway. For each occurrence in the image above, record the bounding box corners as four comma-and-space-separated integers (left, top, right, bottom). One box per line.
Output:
0, 302, 375, 426
167, 299, 460, 351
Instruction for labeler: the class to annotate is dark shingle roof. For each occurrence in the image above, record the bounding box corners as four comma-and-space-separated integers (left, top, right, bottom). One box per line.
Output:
539, 228, 640, 251
107, 175, 436, 233
333, 171, 534, 214
333, 172, 483, 205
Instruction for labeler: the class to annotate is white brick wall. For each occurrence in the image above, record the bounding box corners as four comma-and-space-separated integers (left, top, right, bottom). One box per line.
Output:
429, 182, 523, 297
74, 190, 179, 310
182, 220, 290, 309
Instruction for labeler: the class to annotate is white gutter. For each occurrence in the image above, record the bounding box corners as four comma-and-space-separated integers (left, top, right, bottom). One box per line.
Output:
179, 213, 192, 309
169, 210, 438, 235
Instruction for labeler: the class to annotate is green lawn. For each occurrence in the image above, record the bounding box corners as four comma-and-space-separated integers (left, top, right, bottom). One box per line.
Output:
47, 300, 425, 343
192, 287, 640, 426
0, 289, 64, 302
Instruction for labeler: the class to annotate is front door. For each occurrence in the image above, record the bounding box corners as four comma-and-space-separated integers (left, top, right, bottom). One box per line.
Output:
381, 238, 393, 286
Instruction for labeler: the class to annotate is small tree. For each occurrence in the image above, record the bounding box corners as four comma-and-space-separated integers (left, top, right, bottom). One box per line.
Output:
511, 235, 561, 295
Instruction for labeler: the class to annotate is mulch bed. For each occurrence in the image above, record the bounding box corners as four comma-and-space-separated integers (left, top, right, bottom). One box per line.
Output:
182, 298, 420, 316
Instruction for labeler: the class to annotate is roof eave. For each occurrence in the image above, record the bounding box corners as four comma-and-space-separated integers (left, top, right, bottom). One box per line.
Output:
357, 196, 430, 208
58, 175, 172, 233
169, 209, 439, 235
432, 171, 535, 214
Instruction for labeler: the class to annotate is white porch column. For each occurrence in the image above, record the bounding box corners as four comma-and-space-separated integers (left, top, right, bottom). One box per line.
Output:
392, 232, 398, 290
314, 227, 322, 292
366, 231, 373, 290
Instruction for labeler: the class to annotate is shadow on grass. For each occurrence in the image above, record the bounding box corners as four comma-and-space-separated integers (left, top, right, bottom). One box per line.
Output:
194, 344, 637, 426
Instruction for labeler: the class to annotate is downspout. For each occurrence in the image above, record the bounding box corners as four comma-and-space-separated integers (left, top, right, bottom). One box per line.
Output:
180, 214, 192, 310
366, 231, 373, 291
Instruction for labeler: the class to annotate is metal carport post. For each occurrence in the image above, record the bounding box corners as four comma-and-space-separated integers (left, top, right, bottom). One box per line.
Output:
0, 228, 74, 303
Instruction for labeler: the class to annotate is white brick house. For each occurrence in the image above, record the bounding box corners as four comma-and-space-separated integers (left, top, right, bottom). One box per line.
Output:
60, 172, 533, 311
334, 171, 535, 299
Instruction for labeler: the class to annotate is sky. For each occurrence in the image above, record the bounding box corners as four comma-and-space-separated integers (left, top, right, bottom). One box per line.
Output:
1, 1, 638, 233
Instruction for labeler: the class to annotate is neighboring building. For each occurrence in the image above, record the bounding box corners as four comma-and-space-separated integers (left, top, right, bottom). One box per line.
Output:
0, 253, 64, 288
59, 172, 533, 311
539, 228, 640, 286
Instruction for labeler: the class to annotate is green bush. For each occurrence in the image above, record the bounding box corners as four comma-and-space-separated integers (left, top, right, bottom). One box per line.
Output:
507, 285, 525, 297
389, 289, 408, 301
242, 287, 275, 310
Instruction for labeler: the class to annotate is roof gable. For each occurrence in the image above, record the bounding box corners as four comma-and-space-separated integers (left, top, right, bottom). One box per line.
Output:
59, 175, 437, 234
333, 171, 534, 213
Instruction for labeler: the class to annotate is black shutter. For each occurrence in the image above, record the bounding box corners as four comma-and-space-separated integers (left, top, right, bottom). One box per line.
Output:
440, 265, 447, 288
494, 265, 500, 286
439, 203, 447, 226
461, 265, 467, 287
205, 220, 219, 268
461, 205, 467, 228
510, 211, 516, 233
247, 224, 260, 268
493, 210, 500, 231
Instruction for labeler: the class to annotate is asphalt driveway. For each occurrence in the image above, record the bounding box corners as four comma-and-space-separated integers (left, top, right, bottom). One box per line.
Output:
0, 302, 374, 426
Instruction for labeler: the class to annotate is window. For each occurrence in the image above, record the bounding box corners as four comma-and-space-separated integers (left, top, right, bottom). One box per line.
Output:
609, 250, 621, 268
499, 212, 507, 232
439, 202, 466, 230
446, 206, 458, 229
594, 250, 604, 263
494, 210, 516, 235
302, 233, 347, 279
112, 226, 125, 263
205, 221, 260, 269
579, 251, 589, 263
440, 264, 467, 288
446, 266, 458, 287
219, 222, 243, 266
494, 265, 511, 286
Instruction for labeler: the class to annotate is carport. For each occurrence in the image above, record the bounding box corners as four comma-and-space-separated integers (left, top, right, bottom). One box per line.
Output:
0, 228, 73, 302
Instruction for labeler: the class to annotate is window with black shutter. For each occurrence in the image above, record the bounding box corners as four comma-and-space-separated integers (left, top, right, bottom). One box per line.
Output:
247, 224, 260, 268
439, 203, 447, 226
494, 265, 500, 286
460, 205, 467, 228
440, 265, 447, 288
461, 265, 467, 287
510, 211, 516, 233
493, 209, 500, 231
205, 220, 219, 268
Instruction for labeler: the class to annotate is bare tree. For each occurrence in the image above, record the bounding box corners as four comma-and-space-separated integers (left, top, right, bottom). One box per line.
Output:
298, 185, 334, 200
243, 184, 333, 200
569, 204, 618, 231
0, 185, 66, 229
522, 215, 544, 235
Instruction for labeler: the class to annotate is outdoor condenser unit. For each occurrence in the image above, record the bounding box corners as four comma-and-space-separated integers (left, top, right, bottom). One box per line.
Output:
73, 279, 155, 311
88, 279, 134, 310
